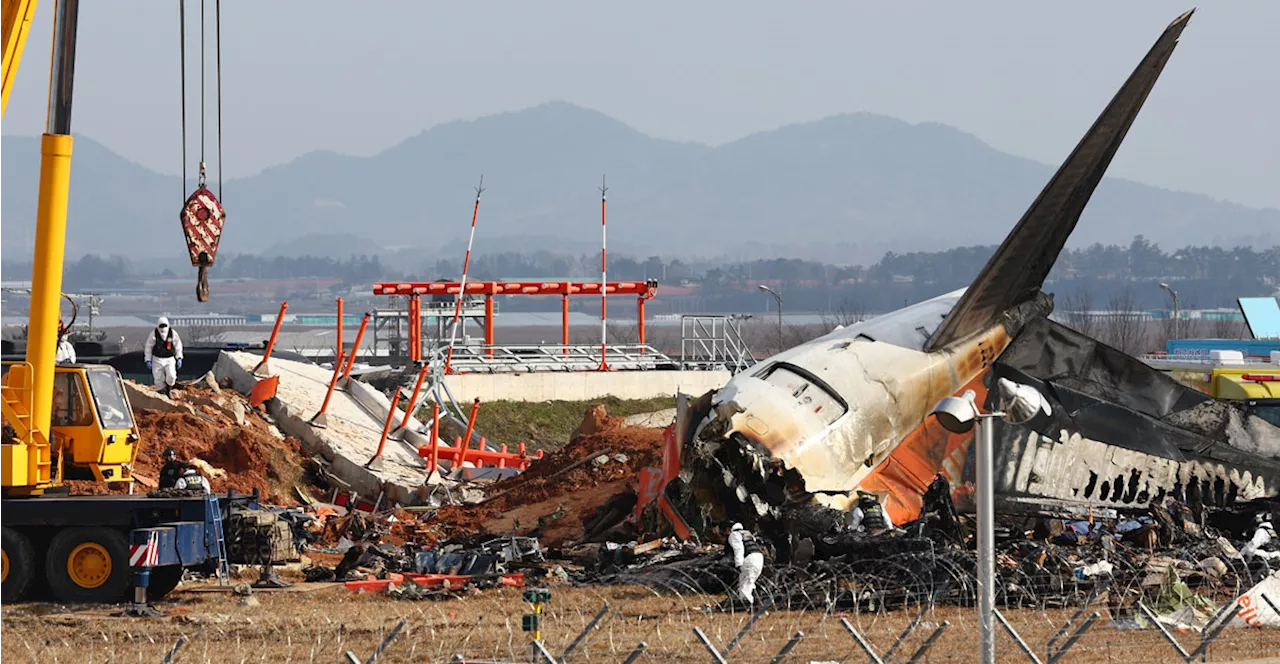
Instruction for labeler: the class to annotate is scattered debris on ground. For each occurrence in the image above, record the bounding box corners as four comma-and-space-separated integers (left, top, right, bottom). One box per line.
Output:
52, 362, 1280, 630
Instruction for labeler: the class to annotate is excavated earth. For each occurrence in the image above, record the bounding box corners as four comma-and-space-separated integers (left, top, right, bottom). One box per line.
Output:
419, 404, 666, 546
66, 383, 314, 505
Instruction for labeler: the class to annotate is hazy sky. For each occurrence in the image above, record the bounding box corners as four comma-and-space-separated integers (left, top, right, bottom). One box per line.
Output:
4, 1, 1278, 209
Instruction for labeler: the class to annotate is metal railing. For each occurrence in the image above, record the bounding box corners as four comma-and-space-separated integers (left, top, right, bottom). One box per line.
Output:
680, 315, 755, 373
429, 344, 677, 373
1140, 353, 1276, 370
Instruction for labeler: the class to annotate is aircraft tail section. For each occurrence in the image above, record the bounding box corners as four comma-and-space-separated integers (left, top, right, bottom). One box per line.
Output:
926, 10, 1194, 351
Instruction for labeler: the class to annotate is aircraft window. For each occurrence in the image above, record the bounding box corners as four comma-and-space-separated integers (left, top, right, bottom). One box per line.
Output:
52, 372, 93, 427
86, 369, 134, 429
761, 364, 848, 426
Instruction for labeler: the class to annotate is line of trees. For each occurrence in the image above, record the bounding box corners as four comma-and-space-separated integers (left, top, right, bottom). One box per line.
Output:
6, 236, 1273, 312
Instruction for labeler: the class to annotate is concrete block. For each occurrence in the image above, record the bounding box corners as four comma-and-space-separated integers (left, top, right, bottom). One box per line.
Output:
123, 380, 196, 415
214, 351, 430, 505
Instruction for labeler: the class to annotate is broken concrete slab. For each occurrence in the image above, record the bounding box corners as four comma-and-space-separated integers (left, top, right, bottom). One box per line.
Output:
344, 377, 449, 484
123, 380, 197, 416
215, 351, 429, 506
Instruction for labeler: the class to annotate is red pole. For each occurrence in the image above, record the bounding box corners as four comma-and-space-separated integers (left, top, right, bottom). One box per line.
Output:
405, 296, 412, 362
253, 300, 288, 374
335, 297, 344, 365
484, 294, 494, 358
445, 177, 485, 374
408, 295, 419, 362
398, 361, 430, 431
309, 349, 345, 427
637, 295, 646, 352
598, 176, 610, 371
428, 401, 441, 473
413, 295, 422, 362
561, 293, 569, 355
367, 391, 402, 466
457, 397, 481, 467
340, 312, 370, 383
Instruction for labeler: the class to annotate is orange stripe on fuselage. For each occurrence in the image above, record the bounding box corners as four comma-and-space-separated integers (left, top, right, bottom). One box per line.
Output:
858, 371, 989, 525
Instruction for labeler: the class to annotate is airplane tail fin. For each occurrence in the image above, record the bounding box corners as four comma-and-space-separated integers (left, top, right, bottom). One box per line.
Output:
925, 10, 1194, 352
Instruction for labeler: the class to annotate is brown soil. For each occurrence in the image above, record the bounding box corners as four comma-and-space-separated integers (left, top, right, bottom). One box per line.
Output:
420, 404, 665, 546
66, 385, 313, 505
484, 404, 663, 511
137, 408, 305, 504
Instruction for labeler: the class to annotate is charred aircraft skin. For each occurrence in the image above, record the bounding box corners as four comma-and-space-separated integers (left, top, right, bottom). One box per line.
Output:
691, 291, 1047, 518
684, 11, 1207, 529
987, 317, 1280, 517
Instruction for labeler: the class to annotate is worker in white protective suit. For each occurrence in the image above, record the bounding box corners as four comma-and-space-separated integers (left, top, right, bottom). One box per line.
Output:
144, 317, 184, 394
726, 522, 765, 604
1241, 521, 1279, 562
55, 326, 76, 365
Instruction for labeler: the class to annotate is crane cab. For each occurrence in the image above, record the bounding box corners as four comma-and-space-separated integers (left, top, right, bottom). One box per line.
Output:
2, 363, 141, 494
50, 364, 141, 484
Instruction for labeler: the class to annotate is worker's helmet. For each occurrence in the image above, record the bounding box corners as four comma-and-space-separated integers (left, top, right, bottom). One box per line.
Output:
157, 316, 170, 329
731, 522, 743, 532
163, 447, 177, 459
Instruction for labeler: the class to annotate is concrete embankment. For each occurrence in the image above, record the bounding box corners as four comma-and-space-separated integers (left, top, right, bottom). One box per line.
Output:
215, 351, 429, 506
440, 370, 730, 403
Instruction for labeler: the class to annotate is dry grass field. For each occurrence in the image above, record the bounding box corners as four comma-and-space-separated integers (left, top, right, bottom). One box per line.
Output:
5, 584, 1280, 663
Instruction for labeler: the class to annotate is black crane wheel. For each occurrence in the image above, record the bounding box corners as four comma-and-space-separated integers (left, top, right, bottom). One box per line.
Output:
46, 527, 131, 604
1, 527, 36, 602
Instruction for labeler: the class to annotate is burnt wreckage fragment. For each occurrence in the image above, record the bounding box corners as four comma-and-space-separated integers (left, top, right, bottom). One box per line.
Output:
656, 10, 1278, 545
989, 318, 1280, 515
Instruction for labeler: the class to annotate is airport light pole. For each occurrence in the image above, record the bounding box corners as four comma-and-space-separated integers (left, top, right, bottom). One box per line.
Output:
1160, 282, 1180, 340
759, 285, 783, 339
931, 379, 1052, 664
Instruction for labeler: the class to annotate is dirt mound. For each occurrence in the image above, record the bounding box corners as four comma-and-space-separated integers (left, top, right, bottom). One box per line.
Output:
65, 382, 313, 505
134, 409, 305, 504
355, 404, 668, 546
432, 405, 661, 546
484, 405, 662, 512
570, 403, 626, 440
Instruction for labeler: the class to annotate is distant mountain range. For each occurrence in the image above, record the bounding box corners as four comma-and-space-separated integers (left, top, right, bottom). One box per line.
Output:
4, 101, 1277, 266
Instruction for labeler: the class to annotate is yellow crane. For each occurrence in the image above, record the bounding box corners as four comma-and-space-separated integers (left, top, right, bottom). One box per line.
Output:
2, 0, 233, 606
1, 0, 108, 495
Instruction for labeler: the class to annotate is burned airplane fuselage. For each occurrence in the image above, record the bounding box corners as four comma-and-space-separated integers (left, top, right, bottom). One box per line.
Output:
690, 291, 1046, 521
680, 11, 1234, 531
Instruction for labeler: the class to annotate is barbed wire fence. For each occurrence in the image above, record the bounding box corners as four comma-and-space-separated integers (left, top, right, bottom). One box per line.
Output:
65, 549, 1277, 663
426, 551, 1280, 664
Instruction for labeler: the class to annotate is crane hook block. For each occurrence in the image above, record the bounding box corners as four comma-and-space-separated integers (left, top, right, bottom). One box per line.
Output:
180, 187, 226, 302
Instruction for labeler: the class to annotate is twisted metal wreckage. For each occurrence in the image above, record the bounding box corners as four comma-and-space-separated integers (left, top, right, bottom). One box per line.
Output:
640, 10, 1280, 549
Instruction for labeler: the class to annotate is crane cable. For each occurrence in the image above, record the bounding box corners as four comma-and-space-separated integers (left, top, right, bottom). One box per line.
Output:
178, 0, 186, 194
179, 0, 222, 191
216, 0, 223, 197
177, 0, 226, 302
200, 0, 205, 184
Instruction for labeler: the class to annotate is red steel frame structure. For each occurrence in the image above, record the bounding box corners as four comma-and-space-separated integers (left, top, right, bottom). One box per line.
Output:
373, 280, 659, 365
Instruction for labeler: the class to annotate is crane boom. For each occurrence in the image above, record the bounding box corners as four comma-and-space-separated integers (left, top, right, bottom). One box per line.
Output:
0, 0, 79, 496
1, 0, 38, 115
1, 0, 254, 610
